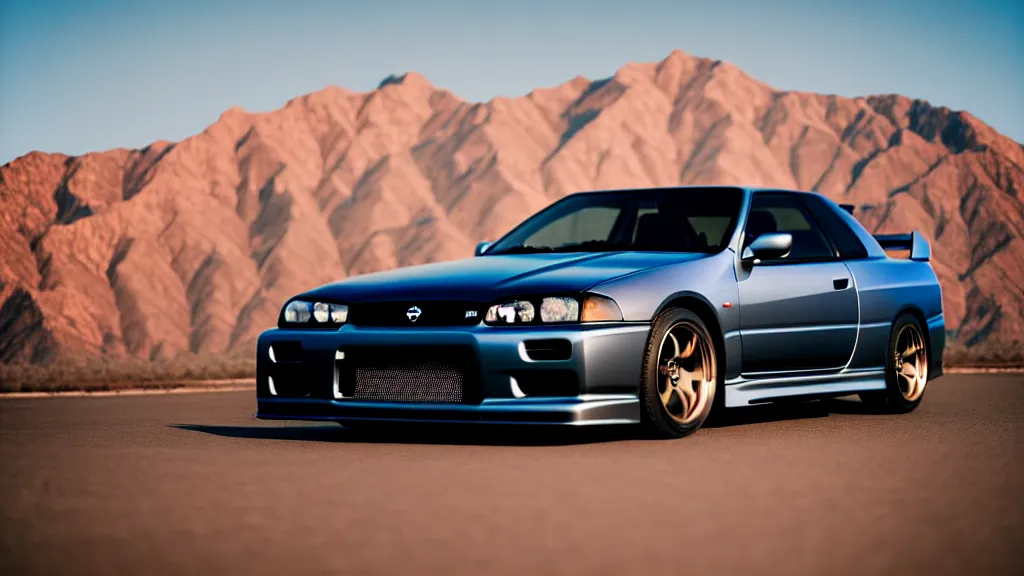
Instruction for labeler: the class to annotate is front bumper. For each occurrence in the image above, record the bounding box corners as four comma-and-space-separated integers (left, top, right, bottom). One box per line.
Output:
255, 323, 650, 426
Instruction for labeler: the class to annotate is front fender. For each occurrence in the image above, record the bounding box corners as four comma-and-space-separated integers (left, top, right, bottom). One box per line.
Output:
586, 250, 742, 379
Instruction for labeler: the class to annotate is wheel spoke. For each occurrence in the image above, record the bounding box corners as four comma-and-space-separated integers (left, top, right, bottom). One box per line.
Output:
655, 321, 716, 425
668, 333, 681, 358
660, 378, 675, 405
679, 334, 697, 360
678, 381, 698, 417
893, 324, 928, 402
672, 386, 691, 416
900, 360, 918, 398
901, 362, 918, 380
902, 342, 921, 359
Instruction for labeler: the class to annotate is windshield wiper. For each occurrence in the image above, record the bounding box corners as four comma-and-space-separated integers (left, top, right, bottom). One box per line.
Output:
549, 240, 626, 253
491, 240, 629, 255
489, 245, 557, 255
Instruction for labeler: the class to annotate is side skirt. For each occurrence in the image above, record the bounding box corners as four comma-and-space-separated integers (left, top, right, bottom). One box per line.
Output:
723, 368, 885, 407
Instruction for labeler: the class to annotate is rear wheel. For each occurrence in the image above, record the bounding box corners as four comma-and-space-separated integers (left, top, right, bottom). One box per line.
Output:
639, 308, 718, 438
860, 313, 929, 413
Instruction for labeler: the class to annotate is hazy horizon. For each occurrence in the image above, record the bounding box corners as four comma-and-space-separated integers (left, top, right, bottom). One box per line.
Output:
1, 0, 1021, 165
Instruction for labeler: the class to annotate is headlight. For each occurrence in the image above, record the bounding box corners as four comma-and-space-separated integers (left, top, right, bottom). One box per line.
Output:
485, 300, 535, 324
329, 305, 348, 323
540, 297, 579, 322
280, 300, 348, 328
312, 302, 330, 323
484, 294, 621, 325
284, 301, 311, 323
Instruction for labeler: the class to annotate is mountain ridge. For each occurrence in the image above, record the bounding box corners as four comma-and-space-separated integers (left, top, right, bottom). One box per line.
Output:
1, 49, 1021, 364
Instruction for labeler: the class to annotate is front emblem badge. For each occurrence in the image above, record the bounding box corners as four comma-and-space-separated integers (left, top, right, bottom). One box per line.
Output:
406, 306, 422, 322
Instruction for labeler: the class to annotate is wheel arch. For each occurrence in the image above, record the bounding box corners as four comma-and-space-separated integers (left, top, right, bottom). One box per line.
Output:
655, 293, 726, 379
894, 305, 931, 355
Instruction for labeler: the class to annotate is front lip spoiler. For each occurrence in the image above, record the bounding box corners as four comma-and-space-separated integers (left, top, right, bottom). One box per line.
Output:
256, 394, 640, 426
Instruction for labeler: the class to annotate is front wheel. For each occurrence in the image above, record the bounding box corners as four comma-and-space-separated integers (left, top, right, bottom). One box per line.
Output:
860, 312, 930, 413
639, 308, 719, 438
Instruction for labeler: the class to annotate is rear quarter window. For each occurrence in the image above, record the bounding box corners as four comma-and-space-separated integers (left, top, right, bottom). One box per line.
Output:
801, 194, 869, 260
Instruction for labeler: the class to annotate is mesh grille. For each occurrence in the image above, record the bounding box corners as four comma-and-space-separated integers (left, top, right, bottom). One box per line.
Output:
353, 361, 465, 403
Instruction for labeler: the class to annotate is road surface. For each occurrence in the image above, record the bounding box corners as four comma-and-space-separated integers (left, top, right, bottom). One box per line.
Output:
1, 374, 1021, 575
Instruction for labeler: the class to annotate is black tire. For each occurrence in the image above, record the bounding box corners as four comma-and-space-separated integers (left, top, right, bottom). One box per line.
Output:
859, 312, 930, 414
639, 308, 720, 439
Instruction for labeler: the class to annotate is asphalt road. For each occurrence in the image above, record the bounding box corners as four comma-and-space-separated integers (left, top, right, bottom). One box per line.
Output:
1, 374, 1021, 575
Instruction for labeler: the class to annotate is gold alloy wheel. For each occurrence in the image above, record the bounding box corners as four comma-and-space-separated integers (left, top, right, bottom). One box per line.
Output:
894, 323, 928, 402
657, 321, 715, 424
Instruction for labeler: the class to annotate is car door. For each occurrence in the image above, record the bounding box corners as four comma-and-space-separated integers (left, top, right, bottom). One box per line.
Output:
736, 192, 858, 374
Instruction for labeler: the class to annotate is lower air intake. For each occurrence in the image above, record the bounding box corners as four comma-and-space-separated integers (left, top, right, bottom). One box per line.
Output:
353, 361, 465, 403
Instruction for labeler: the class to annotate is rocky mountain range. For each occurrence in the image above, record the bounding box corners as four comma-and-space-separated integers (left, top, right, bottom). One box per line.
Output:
1, 50, 1022, 365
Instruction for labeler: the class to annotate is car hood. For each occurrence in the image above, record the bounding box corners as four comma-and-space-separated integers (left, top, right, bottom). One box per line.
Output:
298, 252, 710, 303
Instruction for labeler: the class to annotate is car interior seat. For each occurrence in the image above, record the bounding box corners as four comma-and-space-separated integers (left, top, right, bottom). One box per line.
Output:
743, 210, 778, 249
635, 213, 702, 251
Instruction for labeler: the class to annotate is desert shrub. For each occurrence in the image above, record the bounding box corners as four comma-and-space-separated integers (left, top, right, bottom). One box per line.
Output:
0, 352, 255, 393
943, 339, 1023, 368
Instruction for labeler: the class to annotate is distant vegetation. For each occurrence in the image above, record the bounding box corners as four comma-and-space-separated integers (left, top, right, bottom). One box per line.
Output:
0, 353, 255, 394
943, 340, 1023, 370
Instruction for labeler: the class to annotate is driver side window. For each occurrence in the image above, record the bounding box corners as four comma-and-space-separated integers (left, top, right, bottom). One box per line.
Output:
744, 194, 834, 261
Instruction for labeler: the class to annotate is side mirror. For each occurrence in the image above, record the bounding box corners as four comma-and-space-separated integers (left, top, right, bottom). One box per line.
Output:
741, 233, 792, 264
475, 241, 491, 256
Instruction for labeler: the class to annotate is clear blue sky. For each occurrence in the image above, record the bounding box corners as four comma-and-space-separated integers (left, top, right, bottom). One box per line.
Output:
1, 0, 1021, 165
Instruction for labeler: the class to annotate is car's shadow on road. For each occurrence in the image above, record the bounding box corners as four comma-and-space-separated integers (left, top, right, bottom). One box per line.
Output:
705, 396, 873, 428
170, 422, 638, 446
171, 396, 876, 446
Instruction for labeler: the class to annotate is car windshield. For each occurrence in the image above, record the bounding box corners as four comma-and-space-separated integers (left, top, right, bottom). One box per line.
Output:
487, 187, 743, 255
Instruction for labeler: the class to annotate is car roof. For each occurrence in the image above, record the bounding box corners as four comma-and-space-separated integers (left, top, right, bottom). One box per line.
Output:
749, 187, 822, 197
564, 185, 824, 198
566, 185, 749, 195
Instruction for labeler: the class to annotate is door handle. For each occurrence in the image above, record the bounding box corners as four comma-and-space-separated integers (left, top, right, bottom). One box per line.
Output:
833, 278, 850, 290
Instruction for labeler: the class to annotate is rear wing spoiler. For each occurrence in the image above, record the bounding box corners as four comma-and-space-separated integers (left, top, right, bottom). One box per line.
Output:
838, 204, 930, 261
873, 231, 931, 262
838, 204, 931, 262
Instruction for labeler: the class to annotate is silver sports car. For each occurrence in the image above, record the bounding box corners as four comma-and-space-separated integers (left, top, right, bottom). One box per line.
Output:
256, 186, 944, 438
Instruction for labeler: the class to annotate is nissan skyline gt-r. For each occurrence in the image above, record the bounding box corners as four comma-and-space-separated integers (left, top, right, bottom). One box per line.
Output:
255, 186, 944, 438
